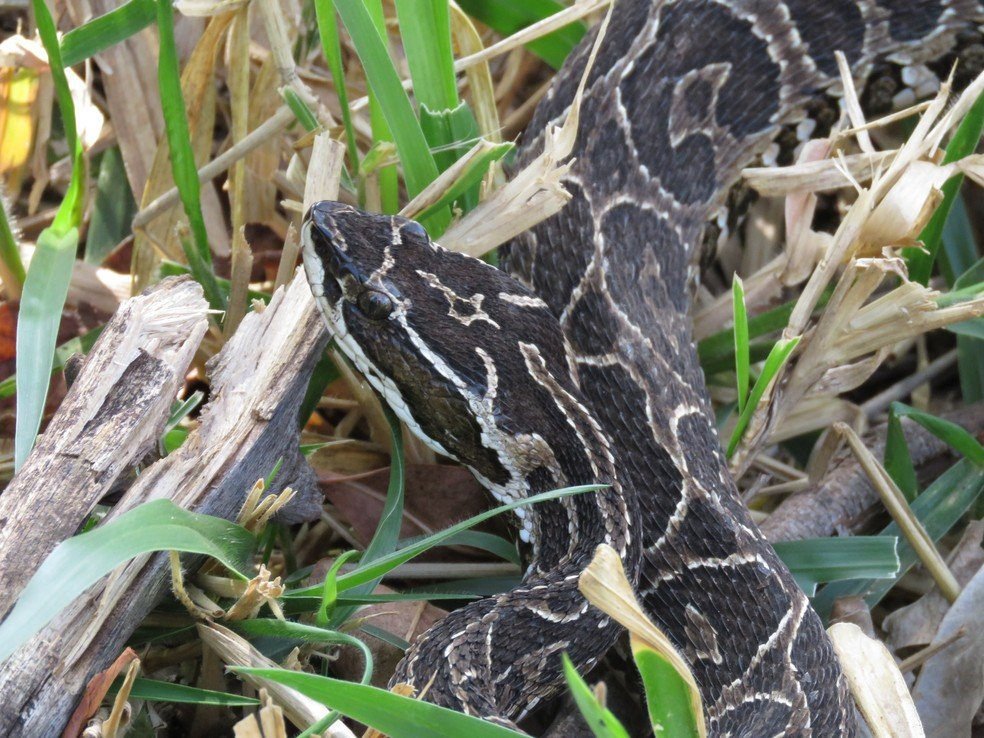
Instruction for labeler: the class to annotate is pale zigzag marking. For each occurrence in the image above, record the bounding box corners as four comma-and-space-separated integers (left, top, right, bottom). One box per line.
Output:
416, 269, 501, 328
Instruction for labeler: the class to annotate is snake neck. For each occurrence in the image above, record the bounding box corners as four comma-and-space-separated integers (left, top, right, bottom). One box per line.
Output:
500, 0, 984, 735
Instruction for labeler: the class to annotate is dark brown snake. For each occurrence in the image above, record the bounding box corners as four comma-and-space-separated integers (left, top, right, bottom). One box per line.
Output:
301, 2, 984, 734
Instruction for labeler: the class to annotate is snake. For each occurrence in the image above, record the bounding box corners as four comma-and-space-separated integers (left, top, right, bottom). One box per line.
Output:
300, 1, 984, 734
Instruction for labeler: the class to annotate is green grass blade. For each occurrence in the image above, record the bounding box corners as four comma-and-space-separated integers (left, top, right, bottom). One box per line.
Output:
314, 0, 360, 174
328, 406, 406, 626
884, 407, 919, 501
697, 287, 832, 376
812, 458, 984, 619
562, 653, 631, 738
631, 643, 704, 738
952, 257, 984, 401
298, 350, 341, 427
888, 402, 984, 464
726, 336, 800, 457
0, 499, 256, 663
732, 276, 750, 412
60, 0, 157, 67
86, 147, 137, 264
359, 623, 410, 651
0, 190, 25, 290
358, 407, 406, 568
330, 485, 598, 593
121, 678, 260, 706
957, 334, 984, 401
905, 90, 984, 285
232, 668, 526, 737
773, 536, 899, 596
435, 530, 521, 565
939, 193, 979, 286
16, 0, 88, 468
283, 484, 601, 600
394, 0, 457, 112
281, 87, 320, 132
334, 0, 448, 225
362, 0, 399, 214
233, 619, 372, 684
13, 228, 77, 469
455, 0, 585, 69
154, 0, 224, 311
419, 103, 480, 186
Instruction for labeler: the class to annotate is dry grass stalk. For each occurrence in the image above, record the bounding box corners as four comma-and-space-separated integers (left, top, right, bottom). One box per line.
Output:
233, 690, 290, 738
834, 422, 961, 602
400, 138, 508, 220
198, 622, 359, 738
170, 549, 226, 619
441, 3, 615, 257
449, 2, 503, 146
898, 628, 966, 673
224, 4, 254, 337
99, 657, 140, 738
131, 105, 296, 230
224, 564, 285, 621
728, 62, 984, 470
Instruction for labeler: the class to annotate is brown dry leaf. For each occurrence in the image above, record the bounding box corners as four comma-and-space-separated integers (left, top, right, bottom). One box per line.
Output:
318, 464, 491, 550
884, 521, 984, 652
329, 583, 446, 688
306, 437, 390, 478
828, 622, 924, 738
243, 57, 284, 230
912, 564, 984, 736
0, 302, 15, 362
61, 648, 139, 738
440, 3, 615, 257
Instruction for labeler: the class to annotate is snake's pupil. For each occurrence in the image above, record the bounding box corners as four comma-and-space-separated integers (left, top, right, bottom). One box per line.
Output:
358, 290, 394, 320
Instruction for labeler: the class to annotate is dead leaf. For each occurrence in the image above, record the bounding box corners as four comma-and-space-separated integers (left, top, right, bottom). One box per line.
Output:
62, 648, 139, 738
884, 521, 984, 652
328, 583, 446, 688
912, 563, 984, 736
319, 463, 495, 552
829, 622, 924, 738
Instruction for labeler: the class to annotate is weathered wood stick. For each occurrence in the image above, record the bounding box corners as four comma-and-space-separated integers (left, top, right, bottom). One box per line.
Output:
0, 272, 328, 737
0, 276, 208, 621
762, 404, 984, 542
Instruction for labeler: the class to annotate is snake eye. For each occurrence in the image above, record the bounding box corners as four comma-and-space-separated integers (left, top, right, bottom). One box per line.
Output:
402, 220, 428, 241
357, 289, 394, 320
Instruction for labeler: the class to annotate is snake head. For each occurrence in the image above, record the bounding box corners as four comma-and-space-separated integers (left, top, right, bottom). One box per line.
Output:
301, 201, 584, 506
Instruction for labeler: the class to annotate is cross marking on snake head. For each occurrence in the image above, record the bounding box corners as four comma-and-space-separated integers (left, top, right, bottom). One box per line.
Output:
416, 269, 501, 328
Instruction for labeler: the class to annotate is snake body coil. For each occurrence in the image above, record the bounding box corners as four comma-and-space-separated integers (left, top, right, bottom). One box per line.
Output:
302, 2, 984, 734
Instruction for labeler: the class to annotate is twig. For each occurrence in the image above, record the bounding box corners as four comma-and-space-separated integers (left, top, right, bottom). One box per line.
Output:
835, 422, 961, 602
898, 628, 966, 673
861, 349, 958, 417
131, 105, 296, 229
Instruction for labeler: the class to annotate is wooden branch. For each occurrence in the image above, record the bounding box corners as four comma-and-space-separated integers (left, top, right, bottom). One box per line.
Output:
762, 403, 984, 542
0, 272, 329, 737
0, 276, 208, 621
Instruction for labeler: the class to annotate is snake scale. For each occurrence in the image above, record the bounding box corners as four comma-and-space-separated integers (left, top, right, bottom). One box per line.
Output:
301, 1, 984, 734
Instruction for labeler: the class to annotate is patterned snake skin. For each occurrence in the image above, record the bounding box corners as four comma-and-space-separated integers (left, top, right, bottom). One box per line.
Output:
301, 2, 984, 734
